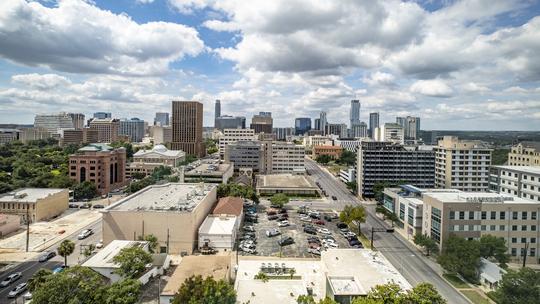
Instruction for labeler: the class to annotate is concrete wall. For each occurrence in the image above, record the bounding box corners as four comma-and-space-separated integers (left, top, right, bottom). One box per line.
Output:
102, 187, 217, 254
0, 214, 20, 237
35, 189, 69, 222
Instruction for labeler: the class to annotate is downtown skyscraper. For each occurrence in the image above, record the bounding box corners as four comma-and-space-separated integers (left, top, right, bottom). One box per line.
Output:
171, 101, 205, 157
369, 112, 379, 139
350, 99, 361, 128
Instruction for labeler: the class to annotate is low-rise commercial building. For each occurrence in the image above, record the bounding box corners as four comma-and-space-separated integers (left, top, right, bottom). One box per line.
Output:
357, 141, 435, 197
312, 145, 343, 160
256, 174, 318, 196
102, 183, 217, 254
0, 188, 68, 223
507, 141, 540, 166
212, 196, 243, 217
422, 192, 540, 264
489, 166, 540, 201
198, 215, 239, 251
127, 145, 185, 178
0, 129, 20, 144
69, 144, 127, 195
183, 160, 234, 184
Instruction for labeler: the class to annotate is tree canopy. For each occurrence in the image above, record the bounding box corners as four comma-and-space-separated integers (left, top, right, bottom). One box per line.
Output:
437, 235, 481, 282
217, 183, 259, 203
57, 239, 75, 266
413, 234, 439, 256
112, 246, 153, 279
339, 205, 366, 235
270, 193, 289, 208
491, 267, 540, 304
337, 150, 356, 166
479, 235, 509, 265
73, 181, 98, 200
172, 275, 236, 304
138, 234, 159, 253
352, 282, 446, 304
315, 154, 332, 164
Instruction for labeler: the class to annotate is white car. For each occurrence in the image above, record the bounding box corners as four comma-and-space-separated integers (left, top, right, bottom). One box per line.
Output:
300, 216, 311, 222
278, 220, 289, 227
23, 291, 32, 300
322, 240, 339, 249
0, 272, 21, 287
317, 228, 331, 235
266, 228, 281, 237
77, 229, 93, 240
307, 248, 321, 255
8, 282, 27, 298
96, 240, 104, 249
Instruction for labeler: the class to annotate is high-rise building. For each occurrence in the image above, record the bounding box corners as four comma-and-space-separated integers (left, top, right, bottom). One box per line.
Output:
89, 118, 120, 143
350, 100, 361, 128
489, 166, 540, 201
93, 112, 112, 119
34, 113, 74, 134
149, 125, 172, 145
375, 123, 404, 144
119, 118, 145, 142
369, 112, 379, 139
434, 136, 492, 192
294, 118, 311, 135
215, 116, 246, 131
350, 122, 368, 138
396, 116, 421, 140
507, 142, 540, 166
319, 112, 327, 135
325, 123, 347, 138
357, 142, 435, 197
154, 112, 170, 126
218, 129, 257, 157
171, 101, 205, 157
250, 113, 273, 134
273, 127, 295, 141
68, 143, 127, 195
68, 113, 85, 129
314, 118, 320, 131
214, 99, 221, 128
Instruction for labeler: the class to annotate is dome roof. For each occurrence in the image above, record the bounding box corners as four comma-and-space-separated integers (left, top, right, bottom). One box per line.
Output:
152, 144, 168, 152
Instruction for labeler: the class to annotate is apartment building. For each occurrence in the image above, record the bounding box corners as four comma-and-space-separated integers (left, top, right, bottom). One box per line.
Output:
89, 118, 120, 143
218, 128, 257, 157
69, 144, 127, 195
357, 142, 435, 197
101, 183, 217, 254
434, 136, 492, 192
0, 188, 69, 223
507, 142, 540, 166
422, 192, 540, 264
489, 166, 540, 202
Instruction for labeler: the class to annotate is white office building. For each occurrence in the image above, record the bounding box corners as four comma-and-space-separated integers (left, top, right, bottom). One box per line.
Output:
218, 129, 257, 157
489, 166, 540, 201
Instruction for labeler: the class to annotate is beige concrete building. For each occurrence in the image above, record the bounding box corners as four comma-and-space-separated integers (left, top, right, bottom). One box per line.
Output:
127, 144, 185, 178
218, 128, 256, 157
0, 188, 69, 223
312, 145, 343, 160
69, 144, 127, 195
171, 101, 205, 157
149, 125, 172, 145
256, 174, 318, 196
508, 142, 540, 166
434, 136, 492, 192
101, 183, 217, 254
422, 192, 540, 264
89, 118, 120, 143
183, 159, 233, 184
489, 166, 540, 201
0, 214, 21, 237
375, 123, 404, 144
262, 141, 305, 174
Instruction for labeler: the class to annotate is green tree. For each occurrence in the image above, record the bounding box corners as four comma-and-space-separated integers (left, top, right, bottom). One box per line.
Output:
337, 150, 356, 166
111, 141, 134, 159
172, 275, 236, 304
112, 246, 152, 279
138, 234, 158, 253
297, 295, 338, 304
413, 234, 439, 256
254, 272, 269, 282
31, 266, 108, 304
130, 172, 147, 180
217, 183, 259, 204
270, 193, 289, 208
400, 282, 447, 304
479, 234, 509, 265
105, 279, 142, 304
339, 205, 366, 236
492, 267, 540, 304
315, 154, 332, 164
151, 165, 172, 180
352, 282, 446, 304
73, 181, 98, 200
27, 268, 53, 292
437, 235, 481, 282
83, 244, 96, 258
345, 181, 357, 194
492, 148, 510, 165
57, 239, 75, 266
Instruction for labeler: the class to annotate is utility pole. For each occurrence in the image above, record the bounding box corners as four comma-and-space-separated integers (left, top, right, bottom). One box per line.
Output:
166, 228, 170, 254
25, 204, 30, 252
522, 242, 529, 268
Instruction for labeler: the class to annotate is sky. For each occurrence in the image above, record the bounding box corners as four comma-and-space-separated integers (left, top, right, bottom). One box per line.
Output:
1, 0, 540, 130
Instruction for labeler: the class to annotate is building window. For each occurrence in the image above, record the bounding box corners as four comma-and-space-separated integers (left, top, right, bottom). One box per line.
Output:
500, 211, 505, 220
522, 225, 527, 231
522, 212, 528, 220
481, 211, 486, 220
469, 212, 474, 220
430, 207, 442, 243
532, 225, 537, 231
512, 212, 518, 220
512, 225, 518, 231
532, 212, 537, 220
490, 225, 496, 231
531, 248, 536, 257
511, 248, 517, 256
532, 238, 537, 244
449, 211, 455, 220
521, 238, 527, 243
511, 238, 517, 243
499, 225, 505, 231
459, 211, 465, 220
490, 211, 496, 220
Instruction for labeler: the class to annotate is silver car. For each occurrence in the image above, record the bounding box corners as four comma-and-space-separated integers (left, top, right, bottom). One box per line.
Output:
0, 272, 21, 287
8, 282, 27, 298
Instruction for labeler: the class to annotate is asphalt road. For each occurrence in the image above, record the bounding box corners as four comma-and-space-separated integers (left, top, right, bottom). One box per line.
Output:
305, 158, 469, 304
0, 217, 101, 303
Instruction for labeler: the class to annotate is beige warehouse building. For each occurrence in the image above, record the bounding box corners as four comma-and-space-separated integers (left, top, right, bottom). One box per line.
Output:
101, 183, 217, 254
0, 188, 69, 223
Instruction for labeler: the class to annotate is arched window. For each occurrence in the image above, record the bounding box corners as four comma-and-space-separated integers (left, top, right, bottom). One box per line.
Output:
80, 167, 86, 183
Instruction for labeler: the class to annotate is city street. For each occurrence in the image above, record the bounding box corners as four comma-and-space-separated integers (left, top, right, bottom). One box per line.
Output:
305, 158, 469, 304
0, 218, 101, 302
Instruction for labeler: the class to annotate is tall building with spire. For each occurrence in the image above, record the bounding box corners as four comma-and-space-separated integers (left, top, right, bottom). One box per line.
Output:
350, 100, 361, 128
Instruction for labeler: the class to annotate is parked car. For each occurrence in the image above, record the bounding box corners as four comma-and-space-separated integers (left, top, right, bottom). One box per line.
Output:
323, 215, 333, 222
243, 226, 255, 232
278, 220, 290, 227
300, 216, 312, 222
7, 282, 27, 298
53, 265, 68, 274
278, 213, 289, 219
267, 215, 279, 220
266, 228, 281, 237
92, 204, 104, 209
96, 240, 104, 249
278, 237, 294, 246
308, 242, 321, 249
304, 227, 317, 235
79, 203, 91, 209
243, 248, 257, 254
278, 209, 287, 214
38, 251, 56, 262
307, 248, 321, 255
349, 239, 361, 246
309, 213, 321, 219
266, 211, 277, 216
331, 196, 337, 200
322, 235, 336, 242
245, 217, 258, 223
322, 239, 338, 248
23, 291, 32, 300
317, 228, 331, 235
313, 219, 325, 225
77, 229, 93, 240
68, 203, 79, 208
351, 244, 364, 249
336, 222, 348, 229
0, 272, 21, 287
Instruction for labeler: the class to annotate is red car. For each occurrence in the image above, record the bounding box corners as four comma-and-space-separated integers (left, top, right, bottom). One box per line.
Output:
313, 219, 325, 225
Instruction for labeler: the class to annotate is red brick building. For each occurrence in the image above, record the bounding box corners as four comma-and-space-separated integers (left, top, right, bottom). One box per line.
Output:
69, 144, 127, 195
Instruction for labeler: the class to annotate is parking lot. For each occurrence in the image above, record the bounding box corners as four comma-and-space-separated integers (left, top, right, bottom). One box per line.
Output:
239, 201, 362, 258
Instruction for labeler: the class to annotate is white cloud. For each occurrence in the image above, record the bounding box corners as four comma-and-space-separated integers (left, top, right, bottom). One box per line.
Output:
11, 73, 71, 90
0, 0, 204, 76
410, 79, 453, 97
363, 71, 396, 87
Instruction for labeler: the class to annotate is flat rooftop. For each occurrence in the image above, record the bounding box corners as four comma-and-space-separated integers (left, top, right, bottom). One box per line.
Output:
423, 192, 536, 204
257, 174, 317, 189
82, 240, 147, 269
0, 188, 66, 203
104, 183, 215, 212
328, 276, 365, 296
492, 165, 540, 175
185, 162, 232, 176
161, 255, 231, 296
322, 249, 411, 294
199, 215, 237, 235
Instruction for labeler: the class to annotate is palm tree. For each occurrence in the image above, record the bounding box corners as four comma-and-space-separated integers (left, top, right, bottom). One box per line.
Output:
289, 268, 296, 279
58, 239, 75, 266
254, 272, 269, 283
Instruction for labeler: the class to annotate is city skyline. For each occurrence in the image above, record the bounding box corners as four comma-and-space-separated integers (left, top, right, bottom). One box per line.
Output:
1, 0, 540, 131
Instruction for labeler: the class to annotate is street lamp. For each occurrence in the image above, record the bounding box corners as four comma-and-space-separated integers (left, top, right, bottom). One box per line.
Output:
370, 227, 394, 250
